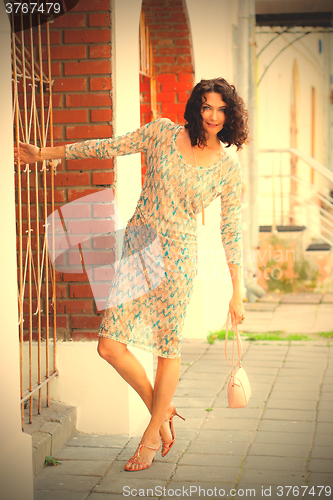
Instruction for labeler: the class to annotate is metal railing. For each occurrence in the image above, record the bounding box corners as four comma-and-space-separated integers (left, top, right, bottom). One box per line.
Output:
11, 11, 58, 430
258, 148, 333, 247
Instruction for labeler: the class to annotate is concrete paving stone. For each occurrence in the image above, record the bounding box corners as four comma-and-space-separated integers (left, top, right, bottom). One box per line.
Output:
281, 293, 323, 304
265, 398, 316, 410
166, 482, 236, 499
54, 446, 121, 461
254, 431, 312, 445
171, 464, 240, 483
173, 407, 211, 419
322, 294, 333, 303
244, 376, 276, 385
178, 452, 243, 467
213, 398, 265, 409
177, 378, 222, 391
262, 409, 316, 421
34, 473, 100, 492
323, 376, 333, 384
259, 292, 282, 302
174, 387, 219, 398
317, 410, 333, 422
205, 408, 262, 420
241, 361, 283, 369
243, 455, 306, 472
248, 390, 271, 400
318, 392, 333, 401
248, 442, 309, 458
288, 346, 328, 354
269, 390, 319, 400
313, 434, 333, 447
173, 417, 204, 430
202, 418, 258, 431
194, 429, 256, 443
321, 384, 333, 392
258, 420, 315, 433
306, 473, 333, 487
34, 492, 87, 500
308, 459, 333, 473
93, 460, 174, 491
93, 475, 168, 496
66, 433, 129, 448
169, 427, 199, 441
243, 370, 277, 378
248, 383, 273, 392
282, 361, 324, 369
311, 446, 333, 459
244, 356, 283, 362
244, 346, 285, 353
315, 422, 333, 435
180, 371, 225, 380
271, 383, 320, 392
187, 361, 228, 372
187, 440, 248, 456
34, 460, 111, 477
238, 469, 306, 486
277, 370, 322, 378
244, 301, 279, 311
172, 397, 215, 408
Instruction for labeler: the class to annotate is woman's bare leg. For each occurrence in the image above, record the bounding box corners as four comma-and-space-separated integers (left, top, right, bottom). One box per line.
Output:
125, 355, 181, 469
97, 337, 153, 409
97, 337, 174, 445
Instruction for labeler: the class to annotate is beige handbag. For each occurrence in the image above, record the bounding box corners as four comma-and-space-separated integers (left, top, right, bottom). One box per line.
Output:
225, 313, 251, 408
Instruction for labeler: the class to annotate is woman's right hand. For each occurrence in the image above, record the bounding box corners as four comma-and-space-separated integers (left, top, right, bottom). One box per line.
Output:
14, 141, 39, 165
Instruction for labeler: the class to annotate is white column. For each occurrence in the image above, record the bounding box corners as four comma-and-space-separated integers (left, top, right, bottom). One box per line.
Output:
114, 0, 153, 434
183, 0, 235, 339
0, 4, 34, 498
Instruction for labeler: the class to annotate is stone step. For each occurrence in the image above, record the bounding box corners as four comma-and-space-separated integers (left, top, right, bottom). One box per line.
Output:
23, 398, 77, 476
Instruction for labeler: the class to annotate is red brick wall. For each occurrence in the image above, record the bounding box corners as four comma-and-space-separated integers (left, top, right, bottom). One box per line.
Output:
141, 0, 194, 124
140, 0, 195, 184
50, 0, 113, 341
18, 0, 113, 341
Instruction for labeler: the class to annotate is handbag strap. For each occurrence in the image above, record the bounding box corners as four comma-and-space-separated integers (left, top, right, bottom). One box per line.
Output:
225, 313, 243, 375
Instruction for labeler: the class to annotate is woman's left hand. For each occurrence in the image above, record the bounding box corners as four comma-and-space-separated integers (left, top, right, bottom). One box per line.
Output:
228, 293, 245, 326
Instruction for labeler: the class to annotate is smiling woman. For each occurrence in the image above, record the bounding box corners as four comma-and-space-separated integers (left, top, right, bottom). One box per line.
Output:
15, 76, 249, 473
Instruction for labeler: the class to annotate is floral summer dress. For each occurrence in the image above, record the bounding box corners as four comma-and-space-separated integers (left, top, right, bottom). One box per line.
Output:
65, 118, 242, 358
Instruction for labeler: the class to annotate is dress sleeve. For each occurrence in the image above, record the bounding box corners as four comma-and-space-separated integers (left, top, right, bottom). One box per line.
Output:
220, 160, 242, 266
65, 120, 157, 160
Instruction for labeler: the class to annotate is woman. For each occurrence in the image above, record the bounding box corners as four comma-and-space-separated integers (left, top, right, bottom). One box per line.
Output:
15, 77, 248, 472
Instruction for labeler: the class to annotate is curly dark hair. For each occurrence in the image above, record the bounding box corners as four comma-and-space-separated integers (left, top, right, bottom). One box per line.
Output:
184, 78, 249, 151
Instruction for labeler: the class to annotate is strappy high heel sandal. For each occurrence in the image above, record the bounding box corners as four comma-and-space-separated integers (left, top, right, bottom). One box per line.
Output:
161, 405, 185, 458
124, 442, 160, 471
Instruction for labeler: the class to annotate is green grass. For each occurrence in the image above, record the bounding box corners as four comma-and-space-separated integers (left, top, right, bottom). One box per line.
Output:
207, 329, 316, 343
318, 331, 333, 338
207, 329, 236, 344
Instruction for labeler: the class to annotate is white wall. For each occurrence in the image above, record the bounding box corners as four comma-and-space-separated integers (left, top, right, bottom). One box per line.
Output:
256, 28, 331, 227
183, 0, 237, 338
0, 3, 34, 498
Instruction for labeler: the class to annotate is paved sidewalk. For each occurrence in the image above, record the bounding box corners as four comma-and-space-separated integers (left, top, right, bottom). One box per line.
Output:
34, 338, 333, 500
243, 293, 333, 335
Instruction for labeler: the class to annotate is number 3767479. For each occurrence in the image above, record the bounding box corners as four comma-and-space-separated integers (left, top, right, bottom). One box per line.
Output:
5, 2, 61, 14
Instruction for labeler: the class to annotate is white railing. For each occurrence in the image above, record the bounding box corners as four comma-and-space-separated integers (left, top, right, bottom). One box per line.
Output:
258, 148, 333, 247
